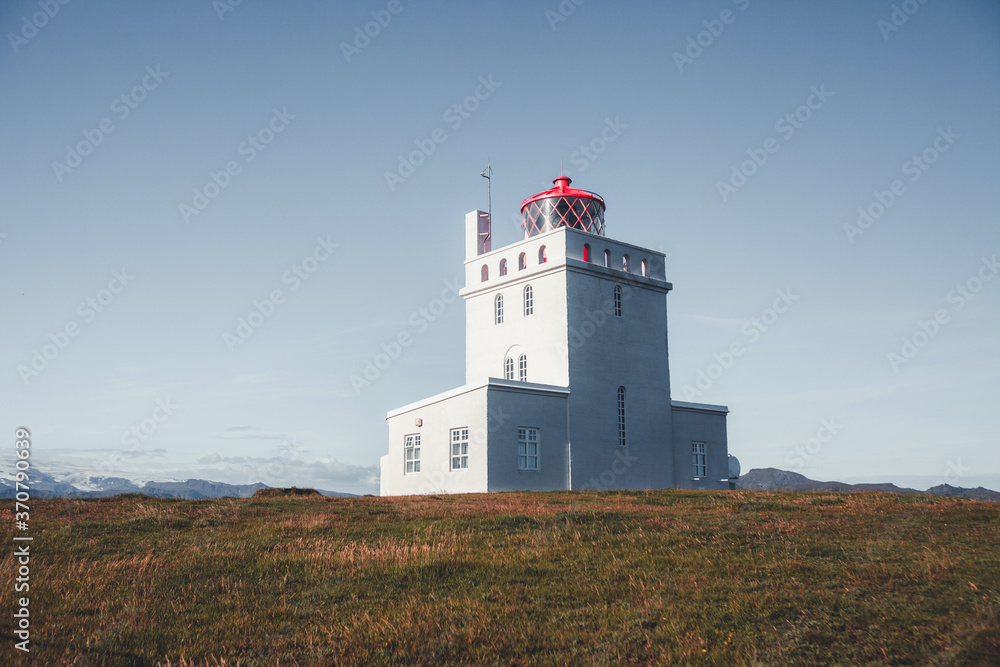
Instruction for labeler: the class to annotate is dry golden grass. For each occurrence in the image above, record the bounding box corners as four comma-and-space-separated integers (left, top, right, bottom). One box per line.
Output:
2, 490, 998, 665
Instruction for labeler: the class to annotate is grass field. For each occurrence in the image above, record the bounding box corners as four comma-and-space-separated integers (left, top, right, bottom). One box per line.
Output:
3, 490, 999, 666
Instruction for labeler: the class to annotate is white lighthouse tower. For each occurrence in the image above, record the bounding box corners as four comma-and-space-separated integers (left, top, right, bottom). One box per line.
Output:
379, 176, 733, 495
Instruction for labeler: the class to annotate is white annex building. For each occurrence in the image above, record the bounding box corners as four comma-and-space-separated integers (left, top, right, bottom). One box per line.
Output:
380, 176, 738, 496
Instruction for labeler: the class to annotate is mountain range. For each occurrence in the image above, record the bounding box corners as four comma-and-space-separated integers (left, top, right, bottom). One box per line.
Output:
736, 468, 1000, 502
0, 468, 356, 500
3, 466, 996, 501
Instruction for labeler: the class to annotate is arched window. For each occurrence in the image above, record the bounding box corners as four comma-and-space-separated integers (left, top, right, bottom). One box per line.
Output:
518, 354, 527, 382
617, 386, 627, 447
614, 285, 623, 318
504, 356, 514, 380
603, 249, 611, 268
641, 259, 649, 277
481, 265, 489, 282
524, 284, 533, 316
583, 244, 591, 262
539, 245, 547, 264
499, 258, 508, 276
622, 254, 631, 272
518, 252, 527, 270
495, 293, 504, 325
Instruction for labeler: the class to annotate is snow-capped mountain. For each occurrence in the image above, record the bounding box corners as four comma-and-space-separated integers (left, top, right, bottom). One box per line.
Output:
0, 466, 353, 499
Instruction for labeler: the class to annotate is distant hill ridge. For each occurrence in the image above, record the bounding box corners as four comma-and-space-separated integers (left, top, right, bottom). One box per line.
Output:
737, 468, 1000, 502
0, 469, 356, 500
2, 466, 995, 501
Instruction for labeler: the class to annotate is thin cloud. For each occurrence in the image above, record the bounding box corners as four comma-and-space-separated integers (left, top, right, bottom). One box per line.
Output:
219, 427, 303, 441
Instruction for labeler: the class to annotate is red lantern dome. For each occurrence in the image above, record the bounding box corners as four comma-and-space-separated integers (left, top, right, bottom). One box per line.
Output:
520, 176, 605, 238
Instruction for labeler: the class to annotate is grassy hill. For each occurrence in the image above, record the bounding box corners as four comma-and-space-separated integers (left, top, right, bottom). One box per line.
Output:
3, 490, 998, 665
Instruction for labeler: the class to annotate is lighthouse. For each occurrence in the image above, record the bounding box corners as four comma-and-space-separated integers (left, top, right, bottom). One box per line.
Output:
380, 176, 734, 495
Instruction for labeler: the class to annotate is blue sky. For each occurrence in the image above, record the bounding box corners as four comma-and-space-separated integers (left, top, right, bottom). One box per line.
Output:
2, 0, 998, 494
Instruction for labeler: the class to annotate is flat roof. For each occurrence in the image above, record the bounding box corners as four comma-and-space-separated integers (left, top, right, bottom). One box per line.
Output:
386, 378, 570, 419
671, 400, 729, 414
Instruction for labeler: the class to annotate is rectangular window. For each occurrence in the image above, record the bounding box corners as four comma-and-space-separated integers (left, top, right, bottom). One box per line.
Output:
692, 441, 707, 478
518, 427, 539, 470
617, 386, 626, 447
451, 427, 469, 470
404, 434, 421, 474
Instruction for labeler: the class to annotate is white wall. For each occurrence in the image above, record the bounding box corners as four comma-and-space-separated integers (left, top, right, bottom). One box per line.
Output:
380, 380, 571, 496
462, 228, 570, 388
563, 243, 675, 490
381, 384, 490, 496
671, 401, 730, 490
485, 381, 570, 492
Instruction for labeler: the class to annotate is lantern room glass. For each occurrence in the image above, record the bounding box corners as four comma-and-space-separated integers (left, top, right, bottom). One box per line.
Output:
521, 195, 605, 237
